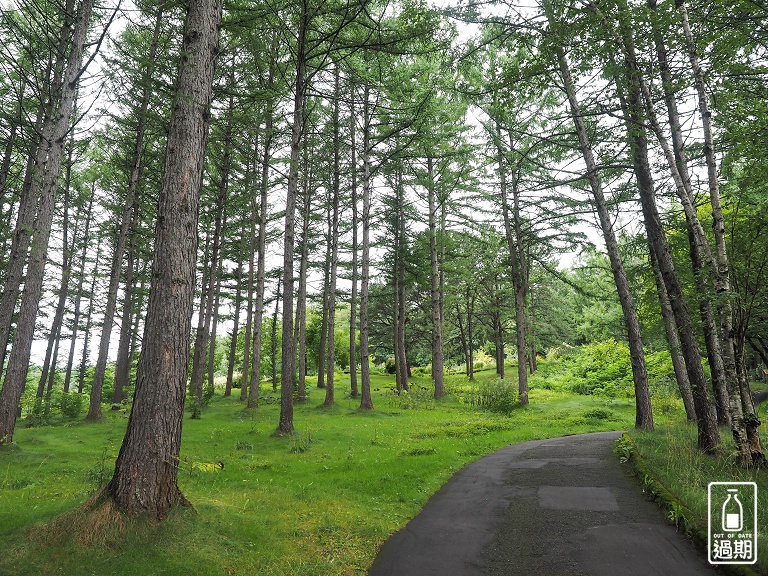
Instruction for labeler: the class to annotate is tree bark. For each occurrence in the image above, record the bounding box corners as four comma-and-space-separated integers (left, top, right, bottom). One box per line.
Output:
498, 130, 530, 404
106, 0, 221, 516
677, 0, 760, 464
295, 142, 312, 402
64, 187, 95, 393
347, 99, 359, 398
551, 33, 652, 428
277, 0, 309, 434
0, 0, 96, 444
0, 48, 55, 377
649, 242, 696, 420
248, 81, 274, 409
324, 66, 342, 407
358, 83, 373, 410
78, 244, 101, 394
427, 156, 445, 397
607, 8, 719, 447
38, 144, 75, 401
225, 256, 243, 397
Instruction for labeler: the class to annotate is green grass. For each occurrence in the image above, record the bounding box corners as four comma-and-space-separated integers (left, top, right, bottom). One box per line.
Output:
628, 421, 768, 576
0, 369, 638, 576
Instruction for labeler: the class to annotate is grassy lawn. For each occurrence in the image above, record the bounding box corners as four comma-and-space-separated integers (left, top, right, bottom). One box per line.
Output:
0, 368, 639, 576
1, 364, 765, 575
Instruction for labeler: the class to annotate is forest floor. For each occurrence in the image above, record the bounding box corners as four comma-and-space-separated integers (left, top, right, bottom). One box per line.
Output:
0, 366, 766, 575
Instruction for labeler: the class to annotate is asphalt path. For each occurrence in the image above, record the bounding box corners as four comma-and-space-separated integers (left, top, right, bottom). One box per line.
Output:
368, 431, 718, 576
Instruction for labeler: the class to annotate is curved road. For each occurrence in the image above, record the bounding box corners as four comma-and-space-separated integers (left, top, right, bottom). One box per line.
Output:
368, 431, 717, 576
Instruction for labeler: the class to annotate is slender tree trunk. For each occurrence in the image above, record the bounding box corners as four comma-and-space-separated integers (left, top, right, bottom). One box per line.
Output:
317, 195, 332, 390
609, 12, 718, 448
528, 286, 537, 374
277, 0, 309, 434
466, 287, 475, 382
207, 266, 222, 391
112, 202, 138, 404
551, 37, 652, 428
455, 302, 469, 378
295, 143, 311, 402
0, 0, 96, 444
191, 228, 212, 403
111, 1, 165, 405
248, 85, 274, 409
678, 0, 760, 464
323, 67, 342, 407
394, 168, 408, 392
650, 242, 696, 420
349, 96, 359, 398
358, 84, 373, 410
79, 244, 101, 394
192, 99, 230, 406
499, 136, 529, 404
241, 212, 255, 401
0, 43, 54, 375
271, 279, 281, 393
65, 188, 95, 393
427, 157, 445, 397
37, 135, 76, 401
106, 0, 222, 516
225, 257, 243, 397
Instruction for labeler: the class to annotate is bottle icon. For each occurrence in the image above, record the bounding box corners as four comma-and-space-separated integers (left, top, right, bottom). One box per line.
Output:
722, 489, 743, 532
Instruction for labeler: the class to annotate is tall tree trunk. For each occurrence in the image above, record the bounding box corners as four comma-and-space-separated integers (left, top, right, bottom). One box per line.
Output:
0, 0, 96, 444
277, 0, 308, 434
112, 198, 140, 404
89, 15, 161, 419
271, 279, 281, 393
324, 66, 342, 407
64, 187, 95, 393
427, 156, 445, 397
358, 84, 373, 410
38, 145, 75, 401
295, 142, 311, 402
248, 85, 274, 409
192, 97, 230, 406
643, 1, 730, 425
317, 194, 332, 390
606, 6, 719, 449
466, 287, 475, 382
498, 130, 529, 404
225, 256, 243, 397
650, 242, 696, 420
191, 228, 212, 403
0, 48, 54, 377
393, 167, 408, 392
551, 34, 652, 428
106, 0, 221, 515
349, 95, 359, 399
79, 244, 101, 394
110, 1, 165, 405
241, 211, 255, 402
677, 0, 761, 464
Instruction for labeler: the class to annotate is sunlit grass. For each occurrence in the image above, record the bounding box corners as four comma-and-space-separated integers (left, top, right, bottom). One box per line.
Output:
0, 368, 637, 576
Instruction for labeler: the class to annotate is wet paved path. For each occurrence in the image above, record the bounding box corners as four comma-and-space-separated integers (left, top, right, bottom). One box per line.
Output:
368, 431, 718, 576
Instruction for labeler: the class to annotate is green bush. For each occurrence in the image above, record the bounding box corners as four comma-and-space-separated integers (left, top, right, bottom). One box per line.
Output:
476, 379, 518, 415
59, 393, 84, 418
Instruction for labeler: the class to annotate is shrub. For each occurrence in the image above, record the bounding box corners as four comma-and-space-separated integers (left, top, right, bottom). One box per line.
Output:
476, 379, 519, 415
59, 393, 84, 418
